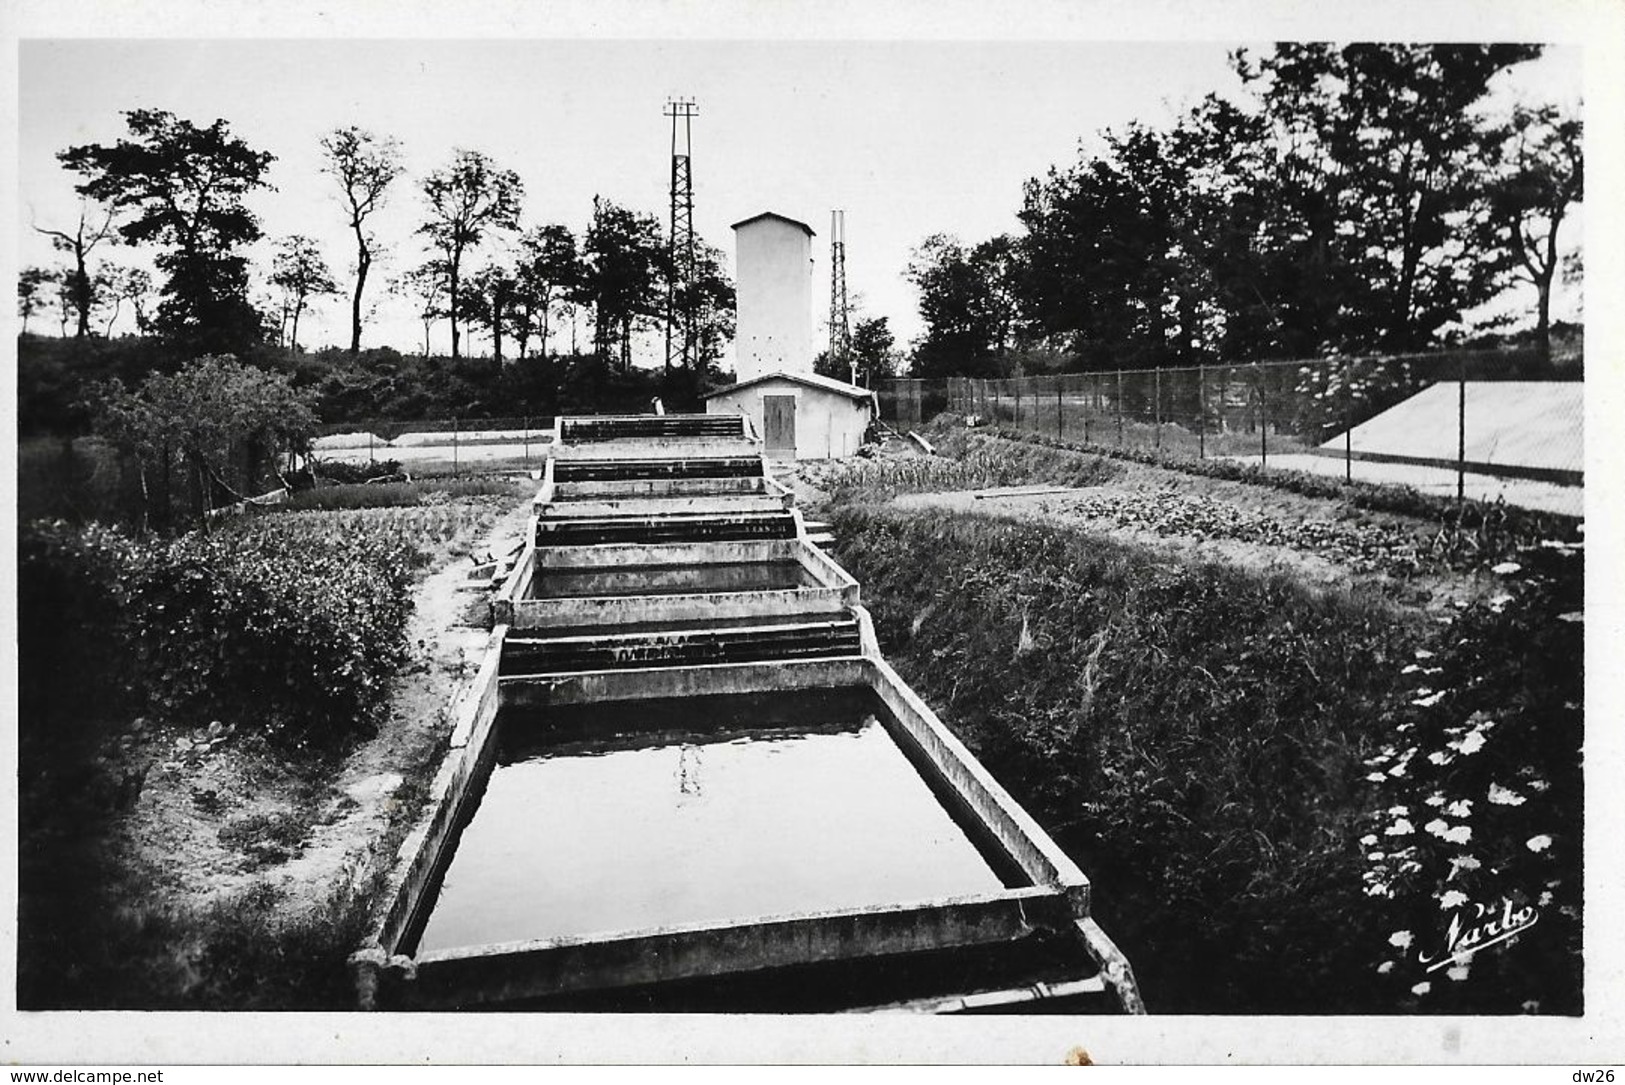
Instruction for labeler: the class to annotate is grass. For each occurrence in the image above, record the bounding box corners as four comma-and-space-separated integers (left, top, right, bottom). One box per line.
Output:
825, 502, 1582, 1013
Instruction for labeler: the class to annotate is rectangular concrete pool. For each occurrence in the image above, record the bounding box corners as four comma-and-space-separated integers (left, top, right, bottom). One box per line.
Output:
411, 687, 1023, 955
495, 538, 860, 629
357, 656, 1139, 1011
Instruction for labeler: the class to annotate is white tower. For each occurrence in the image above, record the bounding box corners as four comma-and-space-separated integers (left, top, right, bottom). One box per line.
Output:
731, 212, 815, 383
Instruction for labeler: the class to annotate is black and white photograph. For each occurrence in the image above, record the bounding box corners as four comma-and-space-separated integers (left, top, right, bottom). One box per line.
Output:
4, 0, 1621, 1071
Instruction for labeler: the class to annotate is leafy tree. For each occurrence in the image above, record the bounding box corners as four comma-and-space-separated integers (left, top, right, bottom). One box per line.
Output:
850, 315, 897, 385
417, 150, 523, 359
905, 233, 1011, 378
59, 109, 276, 355
99, 266, 155, 336
673, 240, 736, 375
1481, 104, 1583, 363
394, 261, 448, 357
815, 313, 895, 386
1020, 98, 1271, 367
321, 126, 405, 354
269, 235, 339, 353
511, 224, 583, 359
1235, 43, 1543, 352
53, 272, 77, 338
18, 266, 58, 336
93, 354, 317, 530
31, 201, 118, 339
464, 260, 519, 363
581, 196, 667, 370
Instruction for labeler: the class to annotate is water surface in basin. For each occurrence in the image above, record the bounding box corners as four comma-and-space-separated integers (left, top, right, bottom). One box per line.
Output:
414, 688, 1014, 953
533, 561, 818, 599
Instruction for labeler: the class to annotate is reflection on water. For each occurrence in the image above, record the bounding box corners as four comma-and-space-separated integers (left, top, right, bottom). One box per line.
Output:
414, 691, 1010, 953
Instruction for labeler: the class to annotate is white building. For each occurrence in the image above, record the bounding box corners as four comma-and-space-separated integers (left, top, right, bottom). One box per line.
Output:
730, 212, 815, 383
710, 210, 875, 461
704, 370, 877, 461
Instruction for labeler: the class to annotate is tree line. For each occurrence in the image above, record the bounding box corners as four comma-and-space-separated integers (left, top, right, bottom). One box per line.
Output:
905, 44, 1583, 379
20, 109, 736, 381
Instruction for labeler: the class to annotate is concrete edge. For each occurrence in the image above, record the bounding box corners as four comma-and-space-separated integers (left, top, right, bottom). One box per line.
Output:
865, 654, 1091, 911
1075, 917, 1147, 1014
352, 621, 510, 987
391, 886, 1070, 1009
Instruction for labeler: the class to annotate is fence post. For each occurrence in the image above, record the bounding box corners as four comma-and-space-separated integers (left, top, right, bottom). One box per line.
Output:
1083, 375, 1091, 445
524, 415, 531, 468
1257, 364, 1267, 471
1457, 357, 1466, 502
1154, 367, 1162, 452
1015, 383, 1022, 432
1344, 358, 1353, 484
1056, 378, 1064, 439
453, 417, 460, 477
1198, 363, 1206, 460
1116, 370, 1125, 447
369, 430, 375, 465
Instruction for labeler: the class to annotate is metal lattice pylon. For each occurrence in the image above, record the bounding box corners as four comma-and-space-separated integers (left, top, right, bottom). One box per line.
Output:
664, 98, 699, 374
829, 210, 851, 381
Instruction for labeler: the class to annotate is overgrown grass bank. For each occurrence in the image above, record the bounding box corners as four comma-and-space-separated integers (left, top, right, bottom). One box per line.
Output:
828, 504, 1582, 1013
16, 494, 506, 1008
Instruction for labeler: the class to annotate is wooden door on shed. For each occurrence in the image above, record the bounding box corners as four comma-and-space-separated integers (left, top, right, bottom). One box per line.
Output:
763, 394, 797, 459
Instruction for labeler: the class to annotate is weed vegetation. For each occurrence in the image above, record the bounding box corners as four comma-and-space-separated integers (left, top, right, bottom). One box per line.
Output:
980, 424, 1582, 563
828, 504, 1582, 1013
816, 431, 1124, 503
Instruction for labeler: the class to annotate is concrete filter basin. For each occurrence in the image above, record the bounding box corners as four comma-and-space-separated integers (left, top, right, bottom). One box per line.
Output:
350, 414, 1142, 1013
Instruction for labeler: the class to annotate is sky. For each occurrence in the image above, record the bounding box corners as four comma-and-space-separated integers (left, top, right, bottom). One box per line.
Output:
9, 20, 1589, 365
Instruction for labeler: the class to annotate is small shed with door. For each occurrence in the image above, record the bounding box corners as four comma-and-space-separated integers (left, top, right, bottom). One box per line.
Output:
703, 371, 876, 461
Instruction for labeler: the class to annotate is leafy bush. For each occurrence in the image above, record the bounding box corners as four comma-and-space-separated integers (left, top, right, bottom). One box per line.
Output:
1358, 542, 1583, 1013
294, 458, 405, 487
19, 515, 426, 745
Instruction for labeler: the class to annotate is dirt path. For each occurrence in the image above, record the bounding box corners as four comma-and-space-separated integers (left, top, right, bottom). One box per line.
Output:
111, 492, 534, 921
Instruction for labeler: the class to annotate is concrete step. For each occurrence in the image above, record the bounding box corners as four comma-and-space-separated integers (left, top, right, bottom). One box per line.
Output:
501, 616, 863, 676
561, 415, 746, 443
553, 456, 766, 483
534, 512, 800, 547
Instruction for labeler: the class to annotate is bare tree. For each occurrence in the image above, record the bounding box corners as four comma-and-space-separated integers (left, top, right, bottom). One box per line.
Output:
32, 201, 117, 338
321, 127, 404, 354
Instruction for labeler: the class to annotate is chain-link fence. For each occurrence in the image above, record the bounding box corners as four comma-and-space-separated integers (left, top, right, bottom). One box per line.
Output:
311, 416, 558, 475
880, 348, 1583, 512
